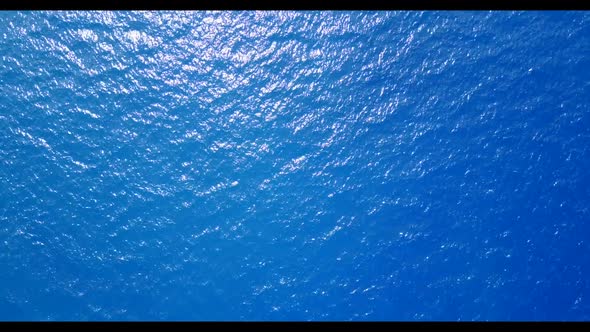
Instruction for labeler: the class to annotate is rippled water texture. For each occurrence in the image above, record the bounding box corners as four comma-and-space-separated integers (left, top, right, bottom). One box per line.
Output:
1, 11, 590, 320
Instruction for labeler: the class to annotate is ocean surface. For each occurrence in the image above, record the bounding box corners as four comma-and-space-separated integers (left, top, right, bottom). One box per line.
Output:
0, 11, 589, 321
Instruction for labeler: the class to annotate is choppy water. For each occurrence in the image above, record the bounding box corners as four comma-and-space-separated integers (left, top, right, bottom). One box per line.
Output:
1, 11, 590, 321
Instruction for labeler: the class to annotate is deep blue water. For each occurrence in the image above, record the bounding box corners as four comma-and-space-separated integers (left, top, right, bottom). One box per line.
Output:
1, 11, 590, 321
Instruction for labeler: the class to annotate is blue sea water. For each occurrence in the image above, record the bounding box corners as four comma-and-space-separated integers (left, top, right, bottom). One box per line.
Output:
0, 11, 589, 321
